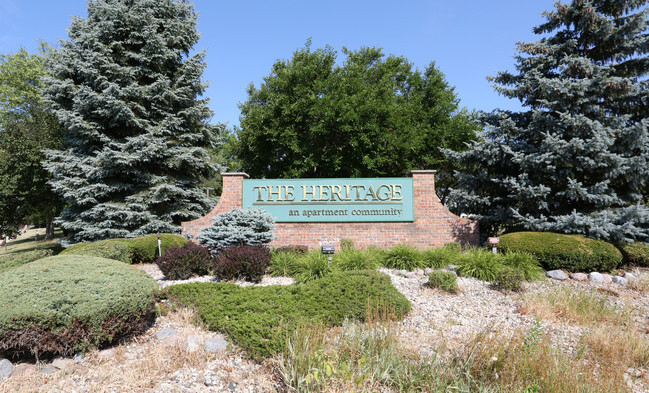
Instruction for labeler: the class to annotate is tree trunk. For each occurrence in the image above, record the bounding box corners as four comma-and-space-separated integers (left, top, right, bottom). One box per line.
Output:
45, 218, 55, 241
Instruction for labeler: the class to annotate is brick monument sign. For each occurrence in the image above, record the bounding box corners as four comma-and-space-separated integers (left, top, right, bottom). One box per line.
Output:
182, 170, 479, 249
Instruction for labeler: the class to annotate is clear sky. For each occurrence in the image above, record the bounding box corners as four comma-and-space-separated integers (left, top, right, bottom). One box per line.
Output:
0, 0, 557, 127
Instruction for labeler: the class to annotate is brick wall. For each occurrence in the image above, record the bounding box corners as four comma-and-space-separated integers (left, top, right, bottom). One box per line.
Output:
181, 170, 479, 249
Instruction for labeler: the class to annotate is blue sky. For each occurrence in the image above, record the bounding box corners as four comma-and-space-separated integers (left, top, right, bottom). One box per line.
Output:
0, 0, 557, 127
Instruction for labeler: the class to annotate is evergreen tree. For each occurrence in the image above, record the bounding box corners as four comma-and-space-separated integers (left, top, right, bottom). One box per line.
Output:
43, 0, 219, 242
450, 0, 649, 243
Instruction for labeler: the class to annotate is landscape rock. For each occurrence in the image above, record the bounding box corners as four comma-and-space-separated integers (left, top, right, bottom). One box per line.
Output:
398, 270, 408, 277
0, 359, 13, 379
97, 348, 116, 360
424, 268, 433, 275
569, 273, 588, 281
204, 337, 228, 353
546, 270, 568, 280
160, 335, 183, 347
414, 268, 424, 276
38, 366, 57, 375
623, 272, 637, 281
10, 364, 36, 377
404, 272, 417, 279
74, 352, 85, 364
612, 276, 628, 285
588, 272, 604, 283
51, 357, 74, 370
155, 327, 178, 340
601, 273, 613, 284
183, 335, 202, 353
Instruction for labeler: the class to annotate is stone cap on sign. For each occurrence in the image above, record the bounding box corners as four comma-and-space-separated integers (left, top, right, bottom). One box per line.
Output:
221, 172, 250, 178
408, 170, 437, 176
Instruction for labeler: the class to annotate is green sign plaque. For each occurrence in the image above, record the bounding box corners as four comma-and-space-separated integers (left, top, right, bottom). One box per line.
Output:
242, 178, 414, 222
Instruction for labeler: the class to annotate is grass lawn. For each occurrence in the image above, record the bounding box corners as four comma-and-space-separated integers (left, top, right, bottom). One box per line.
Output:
0, 227, 64, 255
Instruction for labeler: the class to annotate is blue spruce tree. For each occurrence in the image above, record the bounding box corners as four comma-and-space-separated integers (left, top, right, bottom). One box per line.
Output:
451, 0, 649, 243
43, 0, 220, 242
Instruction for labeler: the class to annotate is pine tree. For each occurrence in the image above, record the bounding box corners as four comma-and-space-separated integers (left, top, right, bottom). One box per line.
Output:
43, 0, 219, 242
450, 0, 649, 243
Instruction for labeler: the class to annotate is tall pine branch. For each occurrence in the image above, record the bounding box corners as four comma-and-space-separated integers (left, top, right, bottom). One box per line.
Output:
43, 0, 220, 242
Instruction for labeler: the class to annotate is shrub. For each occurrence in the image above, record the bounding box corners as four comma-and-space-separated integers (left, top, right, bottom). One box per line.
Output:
492, 266, 525, 292
427, 271, 457, 292
456, 248, 502, 281
382, 244, 423, 270
213, 244, 271, 282
274, 245, 309, 255
269, 249, 300, 277
155, 242, 213, 280
197, 208, 275, 254
292, 250, 332, 283
60, 239, 131, 263
333, 248, 380, 271
115, 234, 188, 264
500, 251, 545, 281
340, 238, 355, 250
498, 232, 622, 272
421, 245, 460, 269
0, 255, 157, 357
0, 249, 53, 275
619, 242, 649, 267
163, 270, 411, 360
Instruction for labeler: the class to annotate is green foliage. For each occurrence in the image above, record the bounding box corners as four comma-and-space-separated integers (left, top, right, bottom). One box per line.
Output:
620, 242, 649, 267
450, 1, 649, 243
332, 247, 381, 272
0, 47, 63, 238
500, 251, 545, 281
382, 244, 423, 270
293, 250, 332, 283
269, 248, 300, 277
340, 238, 355, 250
155, 242, 212, 280
499, 232, 622, 272
420, 244, 460, 269
163, 270, 411, 360
236, 40, 477, 203
0, 249, 53, 275
492, 266, 525, 293
0, 255, 157, 357
427, 271, 458, 293
42, 0, 219, 243
60, 240, 131, 263
115, 234, 188, 264
456, 248, 502, 281
197, 208, 275, 254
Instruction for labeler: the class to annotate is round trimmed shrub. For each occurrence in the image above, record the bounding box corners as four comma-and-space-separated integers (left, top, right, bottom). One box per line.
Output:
155, 242, 213, 280
197, 208, 275, 254
620, 242, 649, 267
0, 255, 157, 357
498, 232, 622, 272
60, 240, 131, 263
213, 244, 271, 282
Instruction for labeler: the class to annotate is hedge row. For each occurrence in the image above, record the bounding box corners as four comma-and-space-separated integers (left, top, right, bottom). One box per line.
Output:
60, 233, 187, 264
498, 232, 622, 272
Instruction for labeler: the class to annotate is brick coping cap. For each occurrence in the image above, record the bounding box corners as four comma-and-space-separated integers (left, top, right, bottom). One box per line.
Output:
408, 170, 437, 175
221, 172, 250, 178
